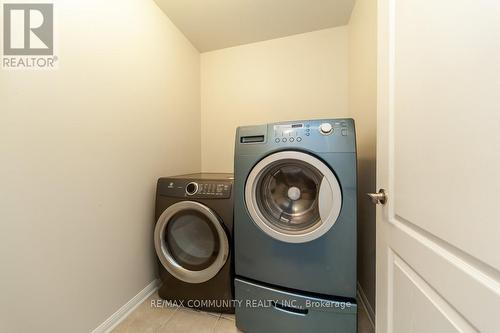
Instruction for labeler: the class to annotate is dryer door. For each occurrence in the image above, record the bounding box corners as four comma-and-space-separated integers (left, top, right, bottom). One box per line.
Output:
154, 201, 229, 283
245, 151, 342, 243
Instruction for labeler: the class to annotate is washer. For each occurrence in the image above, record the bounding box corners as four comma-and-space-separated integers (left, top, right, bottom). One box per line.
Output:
234, 119, 357, 332
154, 173, 234, 313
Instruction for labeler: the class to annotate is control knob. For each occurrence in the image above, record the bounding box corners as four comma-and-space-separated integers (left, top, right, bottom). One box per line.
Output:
186, 182, 198, 195
319, 123, 333, 135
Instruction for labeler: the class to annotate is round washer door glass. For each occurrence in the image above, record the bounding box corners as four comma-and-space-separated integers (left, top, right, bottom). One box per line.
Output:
245, 151, 342, 243
154, 201, 229, 283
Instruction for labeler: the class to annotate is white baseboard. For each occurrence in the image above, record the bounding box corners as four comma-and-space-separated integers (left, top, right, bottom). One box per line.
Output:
92, 279, 160, 333
357, 282, 375, 328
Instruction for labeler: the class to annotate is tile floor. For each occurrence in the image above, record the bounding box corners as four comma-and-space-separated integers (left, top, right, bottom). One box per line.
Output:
112, 291, 374, 333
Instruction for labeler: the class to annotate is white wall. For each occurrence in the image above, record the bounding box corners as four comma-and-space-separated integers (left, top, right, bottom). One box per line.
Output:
0, 1, 200, 332
200, 27, 349, 172
348, 0, 377, 320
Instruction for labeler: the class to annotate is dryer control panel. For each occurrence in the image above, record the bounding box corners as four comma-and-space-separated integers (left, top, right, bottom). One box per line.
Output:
158, 178, 232, 199
186, 181, 232, 198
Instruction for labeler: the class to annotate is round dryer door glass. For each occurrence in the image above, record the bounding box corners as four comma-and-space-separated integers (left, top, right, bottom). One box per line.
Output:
245, 151, 342, 243
154, 201, 229, 283
165, 210, 220, 271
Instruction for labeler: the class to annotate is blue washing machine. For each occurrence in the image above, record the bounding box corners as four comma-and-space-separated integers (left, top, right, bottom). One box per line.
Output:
234, 119, 357, 333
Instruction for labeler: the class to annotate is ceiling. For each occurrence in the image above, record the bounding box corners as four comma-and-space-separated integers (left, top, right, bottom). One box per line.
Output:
154, 0, 355, 52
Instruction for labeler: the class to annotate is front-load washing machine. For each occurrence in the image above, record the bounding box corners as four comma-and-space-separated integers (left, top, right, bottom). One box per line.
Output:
154, 173, 234, 313
234, 119, 357, 332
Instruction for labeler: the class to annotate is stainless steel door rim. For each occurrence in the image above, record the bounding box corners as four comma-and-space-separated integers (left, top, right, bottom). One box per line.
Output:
154, 201, 229, 283
245, 151, 342, 243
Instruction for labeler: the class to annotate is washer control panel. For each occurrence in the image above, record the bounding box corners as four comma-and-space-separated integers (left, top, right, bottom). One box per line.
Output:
272, 120, 350, 144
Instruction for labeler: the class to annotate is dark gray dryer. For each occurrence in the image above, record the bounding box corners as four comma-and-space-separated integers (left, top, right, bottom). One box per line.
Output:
154, 173, 234, 313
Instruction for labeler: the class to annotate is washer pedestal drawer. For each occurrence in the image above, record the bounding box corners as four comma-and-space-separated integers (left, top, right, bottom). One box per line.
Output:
235, 278, 357, 333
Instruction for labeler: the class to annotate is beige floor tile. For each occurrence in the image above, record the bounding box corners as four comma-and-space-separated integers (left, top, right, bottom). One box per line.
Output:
158, 307, 219, 333
190, 308, 220, 318
220, 313, 235, 321
214, 317, 242, 333
112, 293, 178, 333
213, 317, 243, 333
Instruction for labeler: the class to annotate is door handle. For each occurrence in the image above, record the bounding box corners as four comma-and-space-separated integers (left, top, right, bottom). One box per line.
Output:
367, 189, 387, 205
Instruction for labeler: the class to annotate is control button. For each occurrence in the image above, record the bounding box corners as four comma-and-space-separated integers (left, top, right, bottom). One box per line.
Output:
319, 123, 333, 135
289, 137, 295, 142
306, 132, 310, 136
185, 182, 198, 195
341, 128, 348, 136
282, 138, 287, 143
275, 138, 280, 143
297, 137, 302, 142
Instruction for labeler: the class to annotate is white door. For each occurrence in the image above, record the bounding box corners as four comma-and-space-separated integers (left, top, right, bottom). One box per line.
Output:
376, 1, 500, 332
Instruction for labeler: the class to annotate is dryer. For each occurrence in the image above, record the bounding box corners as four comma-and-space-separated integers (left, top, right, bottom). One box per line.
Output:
234, 119, 357, 332
154, 173, 234, 313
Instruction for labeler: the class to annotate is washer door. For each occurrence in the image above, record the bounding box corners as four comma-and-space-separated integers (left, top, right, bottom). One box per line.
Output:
245, 151, 342, 243
154, 201, 229, 283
